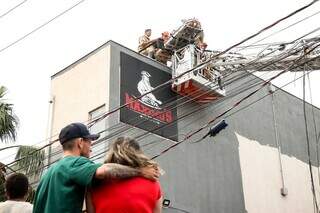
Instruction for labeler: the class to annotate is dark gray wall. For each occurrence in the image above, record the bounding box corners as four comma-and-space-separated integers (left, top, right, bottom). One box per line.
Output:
106, 42, 248, 213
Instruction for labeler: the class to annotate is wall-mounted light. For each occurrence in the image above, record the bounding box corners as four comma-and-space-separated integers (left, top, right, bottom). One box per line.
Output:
163, 199, 171, 207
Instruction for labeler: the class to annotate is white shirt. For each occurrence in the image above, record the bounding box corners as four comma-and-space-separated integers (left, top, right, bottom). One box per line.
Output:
0, 200, 33, 213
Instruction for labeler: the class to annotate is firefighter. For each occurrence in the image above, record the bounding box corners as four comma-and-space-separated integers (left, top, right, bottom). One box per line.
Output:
154, 32, 172, 64
197, 42, 213, 80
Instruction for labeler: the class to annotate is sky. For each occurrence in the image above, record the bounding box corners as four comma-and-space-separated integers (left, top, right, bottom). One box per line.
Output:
0, 0, 319, 159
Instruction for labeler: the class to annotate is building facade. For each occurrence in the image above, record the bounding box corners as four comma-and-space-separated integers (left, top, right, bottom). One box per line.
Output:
49, 41, 320, 213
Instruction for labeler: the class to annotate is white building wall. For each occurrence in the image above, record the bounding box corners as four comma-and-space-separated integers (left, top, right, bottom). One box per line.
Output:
50, 45, 110, 140
237, 132, 320, 213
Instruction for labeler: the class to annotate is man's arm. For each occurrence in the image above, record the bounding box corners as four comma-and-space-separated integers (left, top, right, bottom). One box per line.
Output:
95, 163, 159, 180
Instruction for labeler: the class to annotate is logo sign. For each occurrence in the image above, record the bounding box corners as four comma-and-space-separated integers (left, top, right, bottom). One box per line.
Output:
120, 52, 178, 141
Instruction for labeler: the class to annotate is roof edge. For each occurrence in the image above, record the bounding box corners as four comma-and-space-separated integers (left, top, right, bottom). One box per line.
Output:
51, 40, 138, 79
50, 40, 320, 111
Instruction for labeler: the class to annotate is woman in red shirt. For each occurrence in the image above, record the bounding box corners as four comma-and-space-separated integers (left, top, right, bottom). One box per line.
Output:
89, 137, 162, 213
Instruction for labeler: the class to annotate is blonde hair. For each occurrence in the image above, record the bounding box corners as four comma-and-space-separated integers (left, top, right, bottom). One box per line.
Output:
105, 137, 157, 168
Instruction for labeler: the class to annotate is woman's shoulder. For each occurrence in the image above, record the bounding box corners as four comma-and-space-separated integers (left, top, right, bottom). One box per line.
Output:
93, 176, 161, 189
130, 177, 161, 188
131, 176, 159, 183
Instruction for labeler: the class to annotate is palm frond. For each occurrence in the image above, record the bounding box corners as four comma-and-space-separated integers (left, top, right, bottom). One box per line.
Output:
26, 187, 35, 203
14, 146, 45, 180
0, 147, 45, 203
0, 86, 19, 143
0, 162, 6, 201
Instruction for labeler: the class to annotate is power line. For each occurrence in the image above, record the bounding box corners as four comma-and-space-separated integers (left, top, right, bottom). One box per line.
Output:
86, 74, 267, 159
88, 44, 319, 162
0, 145, 22, 152
151, 45, 320, 160
6, 37, 318, 178
42, 67, 290, 165
12, 67, 268, 173
236, 9, 320, 51
22, 65, 317, 187
303, 67, 319, 212
89, 64, 317, 164
307, 73, 320, 189
4, 35, 308, 163
0, 0, 86, 54
5, 80, 217, 170
0, 0, 28, 19
195, 43, 319, 139
3, 55, 320, 188
87, 0, 319, 128
87, 39, 320, 165
5, 0, 317, 159
4, 34, 316, 171
0, 0, 316, 155
2, 1, 319, 172
25, 76, 265, 177
0, 5, 320, 205
225, 71, 312, 118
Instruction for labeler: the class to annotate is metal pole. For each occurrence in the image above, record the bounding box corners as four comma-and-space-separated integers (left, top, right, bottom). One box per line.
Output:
269, 84, 287, 196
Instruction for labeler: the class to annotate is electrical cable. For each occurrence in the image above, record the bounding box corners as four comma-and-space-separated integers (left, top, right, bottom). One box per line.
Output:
2, 9, 315, 175
7, 55, 318, 188
91, 66, 316, 164
5, 34, 318, 171
0, 0, 28, 19
303, 67, 319, 212
3, 5, 318, 166
26, 79, 258, 179
24, 66, 316, 187
42, 33, 320, 164
7, 79, 220, 172
21, 70, 264, 174
0, 0, 86, 53
56, 50, 304, 163
236, 9, 320, 51
150, 46, 320, 160
87, 0, 319, 128
8, 38, 318, 176
0, 0, 318, 160
88, 52, 316, 163
307, 72, 320, 188
1, 5, 320, 203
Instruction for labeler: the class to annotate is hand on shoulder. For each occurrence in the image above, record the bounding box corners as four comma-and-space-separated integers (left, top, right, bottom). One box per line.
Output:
140, 165, 160, 181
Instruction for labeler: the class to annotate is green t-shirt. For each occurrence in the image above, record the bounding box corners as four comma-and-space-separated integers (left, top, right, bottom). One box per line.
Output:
33, 156, 101, 213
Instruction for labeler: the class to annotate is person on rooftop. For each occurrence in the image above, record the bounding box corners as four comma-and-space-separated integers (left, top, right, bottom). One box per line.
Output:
138, 29, 156, 58
154, 32, 172, 64
32, 122, 159, 213
0, 173, 33, 213
89, 137, 163, 213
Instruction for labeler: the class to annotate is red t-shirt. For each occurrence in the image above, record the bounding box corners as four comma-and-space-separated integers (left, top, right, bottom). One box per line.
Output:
91, 177, 162, 213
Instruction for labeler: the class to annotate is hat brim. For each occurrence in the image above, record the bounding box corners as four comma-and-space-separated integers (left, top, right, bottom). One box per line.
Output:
83, 134, 100, 141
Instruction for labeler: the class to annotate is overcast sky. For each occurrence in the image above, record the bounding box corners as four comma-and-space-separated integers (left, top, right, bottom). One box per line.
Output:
0, 0, 319, 159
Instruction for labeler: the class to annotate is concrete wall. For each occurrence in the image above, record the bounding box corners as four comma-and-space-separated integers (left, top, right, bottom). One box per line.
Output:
237, 132, 320, 213
50, 45, 110, 142
50, 41, 320, 213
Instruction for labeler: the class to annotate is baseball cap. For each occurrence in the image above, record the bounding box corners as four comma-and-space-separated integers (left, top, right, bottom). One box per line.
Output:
59, 122, 100, 144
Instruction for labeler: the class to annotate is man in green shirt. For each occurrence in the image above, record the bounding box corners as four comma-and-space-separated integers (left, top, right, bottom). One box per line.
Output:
33, 122, 159, 213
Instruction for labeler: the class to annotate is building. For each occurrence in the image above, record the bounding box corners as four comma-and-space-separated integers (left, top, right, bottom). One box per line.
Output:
48, 40, 320, 212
